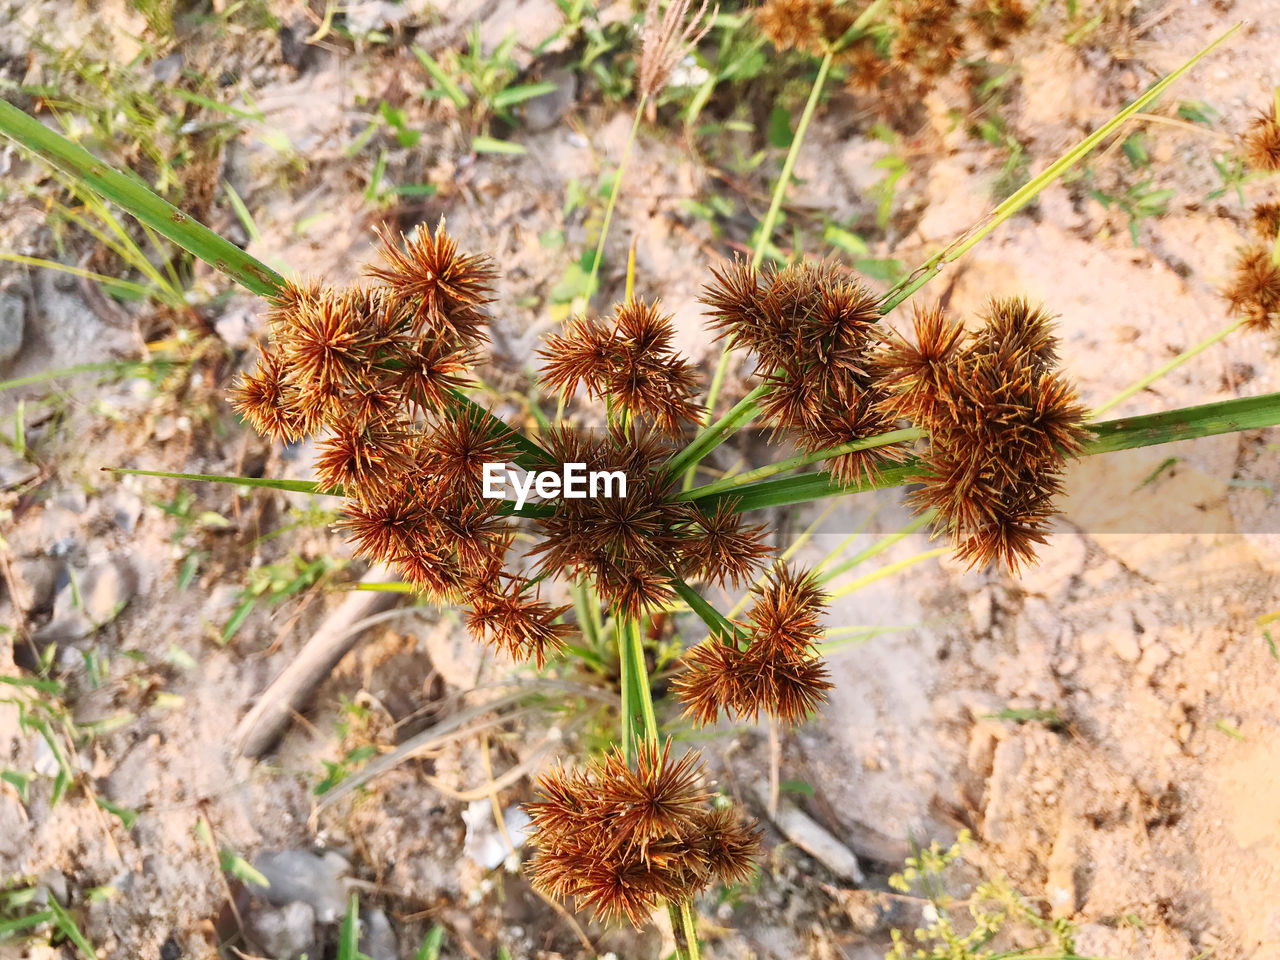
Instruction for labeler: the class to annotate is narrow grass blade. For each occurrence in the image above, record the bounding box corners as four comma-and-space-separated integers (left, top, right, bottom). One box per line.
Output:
105, 467, 333, 495
0, 99, 285, 297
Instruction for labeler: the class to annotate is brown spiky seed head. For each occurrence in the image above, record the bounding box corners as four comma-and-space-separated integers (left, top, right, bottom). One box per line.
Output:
527, 739, 758, 927
756, 0, 855, 56
1223, 245, 1280, 330
674, 563, 831, 726
367, 220, 498, 346
230, 351, 304, 442
1243, 110, 1280, 173
877, 300, 1090, 571
1251, 201, 1280, 242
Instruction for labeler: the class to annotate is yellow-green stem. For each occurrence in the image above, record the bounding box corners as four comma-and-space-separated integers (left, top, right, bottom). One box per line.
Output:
1091, 319, 1244, 418
680, 900, 702, 960
625, 618, 660, 748
694, 51, 836, 479
553, 96, 646, 423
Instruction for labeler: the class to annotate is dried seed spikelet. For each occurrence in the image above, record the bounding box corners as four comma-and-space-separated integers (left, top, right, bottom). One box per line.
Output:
674, 563, 832, 726
527, 740, 760, 927
890, 0, 964, 80
1243, 109, 1280, 173
967, 0, 1029, 48
684, 498, 772, 589
527, 425, 768, 617
274, 286, 380, 397
701, 257, 904, 483
539, 298, 702, 436
313, 417, 417, 505
1251, 201, 1280, 242
421, 406, 516, 498
1223, 244, 1280, 331
528, 426, 688, 618
637, 0, 715, 105
466, 571, 572, 669
230, 350, 304, 442
879, 298, 1090, 570
367, 219, 498, 347
756, 0, 855, 56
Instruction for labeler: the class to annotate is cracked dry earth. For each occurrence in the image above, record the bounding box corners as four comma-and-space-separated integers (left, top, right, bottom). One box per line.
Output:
3, 0, 1280, 958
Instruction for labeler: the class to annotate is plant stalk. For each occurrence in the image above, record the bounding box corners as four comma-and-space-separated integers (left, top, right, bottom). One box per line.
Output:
695, 51, 836, 471
1090, 319, 1245, 417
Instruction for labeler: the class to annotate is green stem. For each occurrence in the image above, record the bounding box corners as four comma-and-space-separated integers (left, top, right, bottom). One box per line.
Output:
625, 618, 659, 748
692, 390, 1280, 513
673, 427, 923, 501
1090, 319, 1244, 417
817, 510, 937, 583
617, 618, 634, 764
666, 384, 770, 481
696, 51, 835, 467
679, 901, 702, 960
0, 98, 284, 297
878, 24, 1240, 314
587, 96, 646, 305
669, 576, 745, 644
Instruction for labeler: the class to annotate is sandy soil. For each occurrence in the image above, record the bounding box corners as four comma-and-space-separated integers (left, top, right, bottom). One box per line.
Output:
2, 0, 1279, 958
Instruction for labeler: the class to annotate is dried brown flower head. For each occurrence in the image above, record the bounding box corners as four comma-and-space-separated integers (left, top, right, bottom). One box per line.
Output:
701, 257, 904, 483
756, 0, 856, 56
230, 351, 304, 442
891, 0, 964, 79
527, 740, 760, 927
539, 298, 702, 435
877, 298, 1090, 570
674, 563, 832, 726
1223, 244, 1280, 330
1243, 109, 1280, 173
367, 220, 498, 346
638, 0, 716, 106
1249, 201, 1280, 243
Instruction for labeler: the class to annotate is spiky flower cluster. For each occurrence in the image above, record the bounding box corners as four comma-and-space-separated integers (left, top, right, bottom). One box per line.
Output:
539, 298, 700, 436
231, 222, 571, 667
674, 563, 832, 726
527, 740, 760, 926
876, 300, 1090, 569
702, 258, 902, 484
1221, 104, 1280, 331
1243, 108, 1280, 173
754, 0, 1029, 99
528, 426, 771, 618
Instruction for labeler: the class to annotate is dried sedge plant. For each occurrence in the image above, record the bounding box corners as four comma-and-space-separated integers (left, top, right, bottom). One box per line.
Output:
527, 740, 760, 926
754, 0, 1030, 98
702, 257, 903, 484
875, 299, 1090, 569
232, 216, 1095, 929
1221, 101, 1280, 331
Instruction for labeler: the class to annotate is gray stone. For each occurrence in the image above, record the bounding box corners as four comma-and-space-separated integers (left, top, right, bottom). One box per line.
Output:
246, 900, 316, 960
35, 557, 137, 643
521, 68, 576, 132
0, 291, 24, 366
252, 849, 352, 923
0, 459, 39, 491
359, 907, 398, 960
463, 799, 533, 870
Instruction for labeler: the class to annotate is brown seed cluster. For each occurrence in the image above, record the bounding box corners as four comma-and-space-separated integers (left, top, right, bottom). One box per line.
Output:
876, 299, 1090, 570
1218, 104, 1280, 331
539, 298, 701, 436
527, 740, 761, 926
528, 426, 771, 618
702, 258, 903, 484
674, 563, 832, 726
1224, 245, 1280, 331
231, 221, 571, 667
1243, 109, 1280, 173
754, 0, 1029, 98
